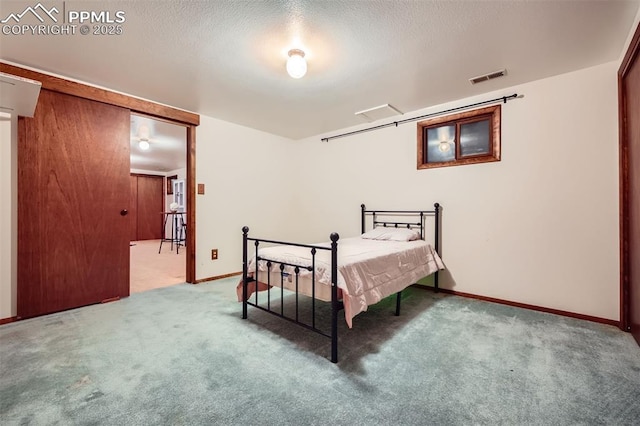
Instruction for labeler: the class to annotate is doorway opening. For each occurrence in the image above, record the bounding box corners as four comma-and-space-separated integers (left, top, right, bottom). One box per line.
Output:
129, 113, 187, 294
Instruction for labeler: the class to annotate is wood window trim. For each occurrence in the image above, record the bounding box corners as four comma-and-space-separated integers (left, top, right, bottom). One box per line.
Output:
417, 104, 501, 169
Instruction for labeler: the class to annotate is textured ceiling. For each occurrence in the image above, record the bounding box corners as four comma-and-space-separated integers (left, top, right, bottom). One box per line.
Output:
1, 0, 638, 140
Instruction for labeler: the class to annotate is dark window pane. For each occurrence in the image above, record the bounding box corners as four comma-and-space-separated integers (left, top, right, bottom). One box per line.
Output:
460, 120, 490, 157
426, 124, 455, 163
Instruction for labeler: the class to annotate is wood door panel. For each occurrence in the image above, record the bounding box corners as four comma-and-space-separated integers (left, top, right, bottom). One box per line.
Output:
626, 50, 640, 343
18, 89, 130, 318
135, 175, 163, 240
621, 22, 640, 345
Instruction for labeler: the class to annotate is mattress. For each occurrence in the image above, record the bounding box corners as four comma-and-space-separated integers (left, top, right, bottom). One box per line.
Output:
240, 237, 445, 327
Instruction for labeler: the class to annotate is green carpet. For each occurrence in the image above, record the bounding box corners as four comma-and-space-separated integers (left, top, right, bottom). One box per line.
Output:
1, 277, 639, 425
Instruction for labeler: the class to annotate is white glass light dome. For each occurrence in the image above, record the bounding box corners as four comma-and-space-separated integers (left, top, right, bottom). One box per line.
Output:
286, 49, 307, 79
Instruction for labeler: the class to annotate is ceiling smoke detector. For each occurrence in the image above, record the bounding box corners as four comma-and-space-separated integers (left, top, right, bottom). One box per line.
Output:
469, 69, 507, 85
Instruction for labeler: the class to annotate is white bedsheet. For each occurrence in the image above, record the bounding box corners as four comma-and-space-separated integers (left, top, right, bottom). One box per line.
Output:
245, 237, 445, 327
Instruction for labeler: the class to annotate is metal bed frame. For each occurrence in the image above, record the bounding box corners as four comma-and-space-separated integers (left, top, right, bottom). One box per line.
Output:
241, 203, 441, 363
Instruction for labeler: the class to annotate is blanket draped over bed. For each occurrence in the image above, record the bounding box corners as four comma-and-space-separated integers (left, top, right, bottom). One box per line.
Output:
237, 237, 445, 327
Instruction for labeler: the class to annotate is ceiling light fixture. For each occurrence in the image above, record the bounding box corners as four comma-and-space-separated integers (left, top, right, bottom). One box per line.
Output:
139, 140, 150, 151
286, 49, 307, 79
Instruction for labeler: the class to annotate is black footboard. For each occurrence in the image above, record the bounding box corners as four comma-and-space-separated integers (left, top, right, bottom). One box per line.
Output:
242, 227, 341, 362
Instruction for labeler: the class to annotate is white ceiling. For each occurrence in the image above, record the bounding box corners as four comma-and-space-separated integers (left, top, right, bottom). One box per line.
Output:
1, 0, 638, 141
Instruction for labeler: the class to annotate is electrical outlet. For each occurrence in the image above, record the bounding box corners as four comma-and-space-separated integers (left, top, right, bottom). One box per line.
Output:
211, 249, 218, 260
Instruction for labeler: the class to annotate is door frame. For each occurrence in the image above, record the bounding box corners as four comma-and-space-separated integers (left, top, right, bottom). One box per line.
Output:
619, 22, 640, 332
1, 62, 199, 284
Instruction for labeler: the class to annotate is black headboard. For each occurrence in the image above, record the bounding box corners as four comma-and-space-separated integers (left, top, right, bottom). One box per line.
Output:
360, 203, 441, 255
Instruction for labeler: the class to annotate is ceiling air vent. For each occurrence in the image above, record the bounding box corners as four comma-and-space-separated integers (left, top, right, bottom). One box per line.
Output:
355, 104, 403, 122
469, 69, 507, 85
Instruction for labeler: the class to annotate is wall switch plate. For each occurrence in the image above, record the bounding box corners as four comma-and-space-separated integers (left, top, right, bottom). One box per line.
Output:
211, 249, 218, 260
197, 184, 205, 194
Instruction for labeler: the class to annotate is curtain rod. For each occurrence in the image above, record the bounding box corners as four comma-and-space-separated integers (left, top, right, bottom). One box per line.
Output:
320, 93, 520, 142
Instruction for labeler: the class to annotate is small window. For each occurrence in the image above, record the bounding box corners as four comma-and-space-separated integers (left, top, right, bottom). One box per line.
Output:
417, 105, 501, 169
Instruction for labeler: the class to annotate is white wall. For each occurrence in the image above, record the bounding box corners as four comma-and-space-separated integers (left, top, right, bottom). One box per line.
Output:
0, 115, 17, 319
195, 115, 296, 280
292, 62, 620, 321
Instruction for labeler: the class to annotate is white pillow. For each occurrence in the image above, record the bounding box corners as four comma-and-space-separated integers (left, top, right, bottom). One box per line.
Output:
361, 227, 421, 242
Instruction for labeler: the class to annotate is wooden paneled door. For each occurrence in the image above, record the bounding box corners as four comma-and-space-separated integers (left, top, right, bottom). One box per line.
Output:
130, 174, 164, 241
17, 89, 131, 318
620, 22, 640, 345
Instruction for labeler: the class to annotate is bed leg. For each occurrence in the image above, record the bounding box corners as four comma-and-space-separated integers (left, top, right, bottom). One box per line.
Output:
434, 271, 439, 293
242, 226, 249, 319
330, 232, 339, 363
242, 280, 248, 319
331, 312, 338, 363
331, 280, 339, 364
395, 291, 402, 316
331, 286, 338, 363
